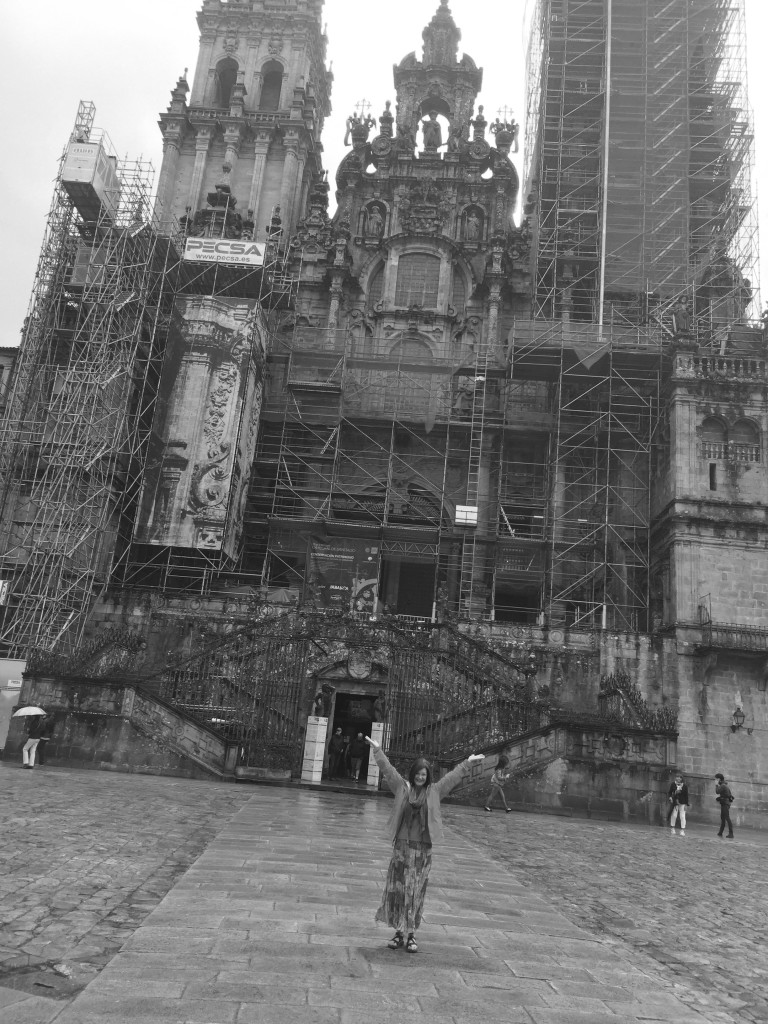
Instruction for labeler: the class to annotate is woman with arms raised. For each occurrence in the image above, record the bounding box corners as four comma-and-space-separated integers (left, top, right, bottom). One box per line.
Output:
365, 736, 484, 953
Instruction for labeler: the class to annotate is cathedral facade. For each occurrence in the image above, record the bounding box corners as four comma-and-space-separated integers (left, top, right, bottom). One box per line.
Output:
2, 1, 767, 823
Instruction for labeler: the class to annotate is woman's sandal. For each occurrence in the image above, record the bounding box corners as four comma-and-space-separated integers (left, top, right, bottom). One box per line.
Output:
387, 932, 404, 949
406, 935, 418, 953
484, 806, 492, 812
505, 808, 512, 813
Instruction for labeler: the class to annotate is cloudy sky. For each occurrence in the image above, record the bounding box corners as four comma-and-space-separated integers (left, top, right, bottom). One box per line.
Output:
1, 0, 766, 348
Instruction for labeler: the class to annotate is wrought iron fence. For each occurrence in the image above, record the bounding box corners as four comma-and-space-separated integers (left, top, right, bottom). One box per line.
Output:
154, 612, 543, 773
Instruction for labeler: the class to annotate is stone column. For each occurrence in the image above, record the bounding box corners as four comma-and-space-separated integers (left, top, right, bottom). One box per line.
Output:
280, 142, 301, 235
248, 129, 274, 233
222, 125, 243, 178
156, 122, 186, 230
487, 281, 502, 357
187, 126, 213, 215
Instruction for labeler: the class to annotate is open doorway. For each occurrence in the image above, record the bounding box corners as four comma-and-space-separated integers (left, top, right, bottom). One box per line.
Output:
328, 692, 375, 780
379, 557, 435, 618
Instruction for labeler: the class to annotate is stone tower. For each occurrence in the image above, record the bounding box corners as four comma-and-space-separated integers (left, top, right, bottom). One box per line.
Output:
156, 0, 332, 237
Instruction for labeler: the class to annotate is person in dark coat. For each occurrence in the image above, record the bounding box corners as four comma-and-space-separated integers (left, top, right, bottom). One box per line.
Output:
715, 772, 735, 838
328, 727, 345, 779
667, 774, 689, 834
366, 735, 484, 953
350, 732, 368, 782
36, 715, 55, 765
22, 714, 46, 768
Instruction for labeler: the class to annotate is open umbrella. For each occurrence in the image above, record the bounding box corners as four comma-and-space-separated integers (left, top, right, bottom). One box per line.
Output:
12, 706, 46, 717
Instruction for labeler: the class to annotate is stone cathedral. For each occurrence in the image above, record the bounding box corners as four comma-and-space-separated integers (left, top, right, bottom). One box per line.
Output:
2, 0, 767, 828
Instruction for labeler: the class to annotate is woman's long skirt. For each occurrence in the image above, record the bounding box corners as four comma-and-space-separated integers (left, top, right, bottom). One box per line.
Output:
375, 839, 432, 934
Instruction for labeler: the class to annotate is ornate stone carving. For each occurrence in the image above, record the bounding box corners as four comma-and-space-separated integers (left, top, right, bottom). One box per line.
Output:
398, 180, 451, 234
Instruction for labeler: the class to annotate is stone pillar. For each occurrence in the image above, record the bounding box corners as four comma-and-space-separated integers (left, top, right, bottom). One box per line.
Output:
366, 721, 385, 788
487, 282, 502, 356
156, 123, 185, 230
222, 125, 243, 178
187, 126, 213, 215
280, 141, 301, 235
301, 715, 328, 783
248, 130, 274, 234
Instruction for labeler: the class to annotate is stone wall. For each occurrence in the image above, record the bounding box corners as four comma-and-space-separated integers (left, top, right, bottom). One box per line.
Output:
3, 676, 238, 780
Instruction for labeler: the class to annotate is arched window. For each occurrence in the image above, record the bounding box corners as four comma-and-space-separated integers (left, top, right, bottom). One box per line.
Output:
701, 417, 726, 460
260, 61, 283, 111
216, 58, 238, 108
367, 265, 384, 309
731, 419, 761, 462
394, 253, 441, 309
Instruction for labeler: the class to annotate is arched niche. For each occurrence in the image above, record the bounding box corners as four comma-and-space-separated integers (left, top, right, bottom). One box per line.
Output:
731, 418, 760, 445
359, 201, 388, 240
259, 60, 284, 111
701, 416, 726, 444
215, 58, 239, 108
462, 205, 485, 243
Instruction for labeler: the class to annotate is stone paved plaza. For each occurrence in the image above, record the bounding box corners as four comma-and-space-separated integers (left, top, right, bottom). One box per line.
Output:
1, 762, 766, 1024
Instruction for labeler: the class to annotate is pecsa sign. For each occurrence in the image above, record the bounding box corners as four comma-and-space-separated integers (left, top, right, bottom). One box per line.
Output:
183, 238, 265, 266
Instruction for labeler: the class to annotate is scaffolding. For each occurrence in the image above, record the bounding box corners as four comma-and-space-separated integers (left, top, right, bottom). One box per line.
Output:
0, 103, 177, 657
526, 0, 759, 338
112, 211, 295, 600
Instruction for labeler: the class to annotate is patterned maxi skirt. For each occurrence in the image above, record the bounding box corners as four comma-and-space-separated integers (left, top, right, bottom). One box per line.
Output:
375, 839, 432, 934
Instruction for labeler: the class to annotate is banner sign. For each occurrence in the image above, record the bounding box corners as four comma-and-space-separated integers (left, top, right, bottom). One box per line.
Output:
308, 539, 379, 614
183, 238, 265, 267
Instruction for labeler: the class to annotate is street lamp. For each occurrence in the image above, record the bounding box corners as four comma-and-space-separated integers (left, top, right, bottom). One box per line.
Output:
731, 707, 746, 732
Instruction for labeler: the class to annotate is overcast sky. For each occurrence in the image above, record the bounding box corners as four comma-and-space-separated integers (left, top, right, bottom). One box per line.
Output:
1, 0, 766, 348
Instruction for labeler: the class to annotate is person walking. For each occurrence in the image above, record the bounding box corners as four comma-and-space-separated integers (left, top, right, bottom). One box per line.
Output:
667, 773, 689, 834
715, 772, 735, 838
366, 735, 484, 953
484, 755, 512, 813
350, 732, 368, 782
22, 713, 46, 769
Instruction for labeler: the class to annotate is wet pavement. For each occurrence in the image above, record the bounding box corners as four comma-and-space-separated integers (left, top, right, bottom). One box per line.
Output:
1, 760, 766, 1023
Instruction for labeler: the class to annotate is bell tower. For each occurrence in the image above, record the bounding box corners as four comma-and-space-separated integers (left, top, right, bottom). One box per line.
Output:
156, 0, 332, 238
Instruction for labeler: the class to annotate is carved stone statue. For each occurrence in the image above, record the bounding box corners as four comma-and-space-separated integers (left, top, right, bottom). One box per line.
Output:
447, 120, 466, 153
671, 297, 691, 336
365, 205, 384, 238
470, 105, 487, 141
373, 690, 387, 722
465, 209, 482, 241
421, 111, 443, 152
379, 100, 394, 139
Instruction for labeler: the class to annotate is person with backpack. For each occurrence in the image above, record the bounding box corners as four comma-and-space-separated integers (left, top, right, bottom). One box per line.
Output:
715, 772, 735, 838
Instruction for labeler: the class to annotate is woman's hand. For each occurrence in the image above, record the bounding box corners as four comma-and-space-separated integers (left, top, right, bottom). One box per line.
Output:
467, 753, 485, 764
365, 737, 380, 751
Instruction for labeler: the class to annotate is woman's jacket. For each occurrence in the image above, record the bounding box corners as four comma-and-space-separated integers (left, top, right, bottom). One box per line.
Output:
373, 747, 471, 845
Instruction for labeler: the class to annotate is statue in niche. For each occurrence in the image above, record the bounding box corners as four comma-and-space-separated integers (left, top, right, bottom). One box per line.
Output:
465, 209, 482, 242
365, 204, 384, 238
421, 111, 443, 152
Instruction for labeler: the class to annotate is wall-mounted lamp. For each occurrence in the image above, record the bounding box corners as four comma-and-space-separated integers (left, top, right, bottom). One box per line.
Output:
731, 707, 746, 732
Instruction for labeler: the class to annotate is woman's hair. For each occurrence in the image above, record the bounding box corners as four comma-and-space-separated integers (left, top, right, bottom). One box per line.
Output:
408, 757, 432, 786
497, 755, 509, 770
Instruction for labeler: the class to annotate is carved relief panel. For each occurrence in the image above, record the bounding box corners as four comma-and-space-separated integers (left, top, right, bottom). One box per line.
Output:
135, 296, 266, 556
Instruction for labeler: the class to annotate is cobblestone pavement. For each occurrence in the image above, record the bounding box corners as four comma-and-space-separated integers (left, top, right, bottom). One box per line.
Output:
445, 806, 768, 1024
1, 763, 766, 1024
0, 762, 251, 1020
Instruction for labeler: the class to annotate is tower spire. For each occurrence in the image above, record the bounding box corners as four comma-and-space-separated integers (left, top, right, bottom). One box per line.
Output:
422, 0, 461, 67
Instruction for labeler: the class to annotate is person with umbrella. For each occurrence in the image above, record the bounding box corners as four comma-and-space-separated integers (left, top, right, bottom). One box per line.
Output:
14, 706, 47, 769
